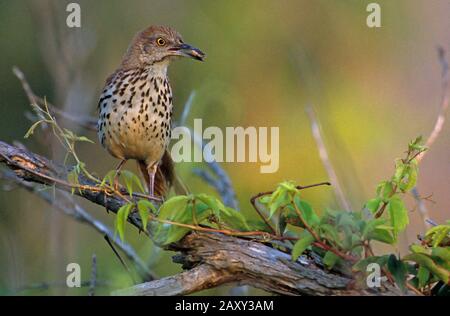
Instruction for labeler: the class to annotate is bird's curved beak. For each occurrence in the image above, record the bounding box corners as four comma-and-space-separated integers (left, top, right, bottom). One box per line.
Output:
171, 43, 205, 61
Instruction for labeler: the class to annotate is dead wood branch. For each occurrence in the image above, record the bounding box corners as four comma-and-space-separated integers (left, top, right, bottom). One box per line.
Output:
114, 233, 407, 296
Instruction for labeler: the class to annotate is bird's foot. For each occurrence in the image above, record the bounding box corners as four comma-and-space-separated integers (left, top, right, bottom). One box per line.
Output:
113, 175, 121, 192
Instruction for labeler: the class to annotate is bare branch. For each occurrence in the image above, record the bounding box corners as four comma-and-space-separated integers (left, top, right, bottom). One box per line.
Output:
417, 47, 449, 163
306, 106, 352, 212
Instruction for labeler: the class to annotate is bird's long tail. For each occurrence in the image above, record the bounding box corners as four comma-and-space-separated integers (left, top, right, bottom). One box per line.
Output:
137, 150, 189, 199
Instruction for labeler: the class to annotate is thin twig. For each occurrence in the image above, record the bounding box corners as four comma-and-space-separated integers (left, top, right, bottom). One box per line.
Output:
305, 105, 352, 212
104, 235, 137, 284
88, 254, 97, 296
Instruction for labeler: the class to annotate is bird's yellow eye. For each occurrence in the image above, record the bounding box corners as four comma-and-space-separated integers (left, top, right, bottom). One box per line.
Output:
156, 37, 166, 46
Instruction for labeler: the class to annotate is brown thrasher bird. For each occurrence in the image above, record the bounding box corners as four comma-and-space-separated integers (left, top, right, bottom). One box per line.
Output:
97, 25, 205, 198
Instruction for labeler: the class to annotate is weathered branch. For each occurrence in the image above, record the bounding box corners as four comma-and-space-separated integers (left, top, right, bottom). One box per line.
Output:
115, 232, 407, 296
0, 141, 414, 296
0, 140, 145, 229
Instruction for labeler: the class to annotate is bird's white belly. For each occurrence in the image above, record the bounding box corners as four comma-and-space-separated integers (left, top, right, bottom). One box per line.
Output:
97, 70, 172, 165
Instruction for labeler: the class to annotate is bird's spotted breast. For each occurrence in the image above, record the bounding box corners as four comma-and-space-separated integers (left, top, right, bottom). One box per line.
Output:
97, 68, 173, 165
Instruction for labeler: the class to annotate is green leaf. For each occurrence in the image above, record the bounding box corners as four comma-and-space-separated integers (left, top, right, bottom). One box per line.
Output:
62, 129, 94, 143
121, 170, 145, 197
377, 181, 393, 200
259, 196, 271, 204
367, 226, 396, 244
157, 195, 190, 220
424, 224, 449, 244
291, 231, 314, 261
393, 160, 406, 184
323, 251, 339, 269
268, 188, 289, 219
431, 247, 450, 263
100, 170, 117, 187
430, 226, 449, 247
365, 198, 381, 214
362, 218, 387, 238
67, 169, 80, 195
387, 196, 409, 234
137, 200, 156, 231
153, 196, 191, 245
398, 163, 417, 192
115, 203, 133, 241
417, 266, 430, 289
75, 136, 95, 143
196, 194, 231, 217
387, 255, 407, 293
403, 253, 450, 284
319, 223, 343, 248
410, 244, 429, 255
408, 136, 425, 152
279, 181, 297, 193
294, 194, 319, 227
220, 207, 250, 231
24, 120, 44, 138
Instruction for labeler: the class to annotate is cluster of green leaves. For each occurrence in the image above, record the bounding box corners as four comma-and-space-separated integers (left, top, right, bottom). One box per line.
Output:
100, 170, 145, 197
351, 138, 448, 294
114, 193, 249, 245
364, 137, 426, 240
257, 181, 406, 270
404, 223, 449, 292
252, 137, 448, 294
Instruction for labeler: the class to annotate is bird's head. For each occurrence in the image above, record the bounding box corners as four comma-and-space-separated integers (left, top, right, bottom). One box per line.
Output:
122, 25, 205, 69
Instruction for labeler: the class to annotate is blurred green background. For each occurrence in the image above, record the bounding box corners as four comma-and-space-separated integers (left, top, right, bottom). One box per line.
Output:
0, 0, 448, 295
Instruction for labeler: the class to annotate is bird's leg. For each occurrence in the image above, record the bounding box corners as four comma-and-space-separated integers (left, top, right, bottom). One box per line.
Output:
147, 162, 159, 198
113, 159, 127, 192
